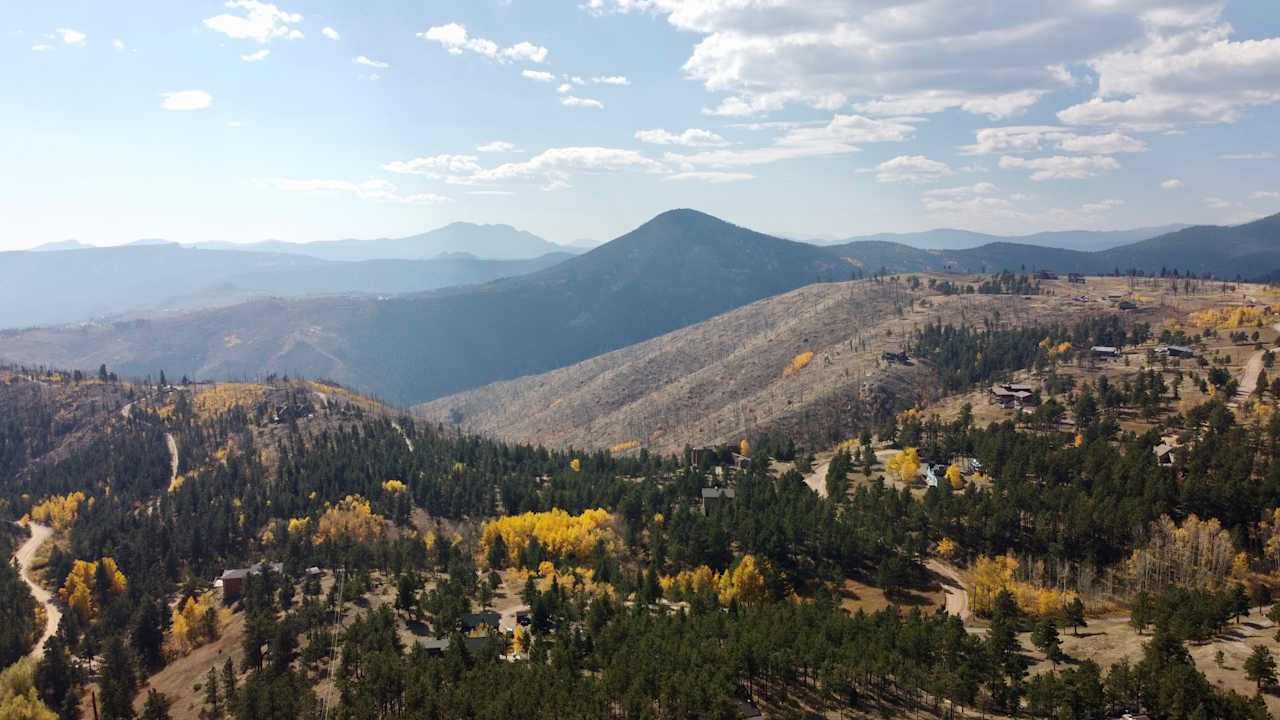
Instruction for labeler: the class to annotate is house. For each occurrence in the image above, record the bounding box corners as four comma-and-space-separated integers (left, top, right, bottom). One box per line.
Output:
990, 383, 1036, 408
923, 464, 947, 488
461, 611, 501, 633
1068, 273, 1086, 284
420, 638, 451, 656
1154, 443, 1177, 466
730, 453, 751, 472
1156, 345, 1195, 359
1035, 270, 1059, 280
1117, 300, 1138, 311
701, 487, 736, 515
218, 561, 285, 601
689, 446, 718, 468
1091, 346, 1120, 359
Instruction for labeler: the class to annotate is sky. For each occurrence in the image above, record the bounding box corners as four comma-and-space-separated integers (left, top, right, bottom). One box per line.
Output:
3, 0, 1280, 250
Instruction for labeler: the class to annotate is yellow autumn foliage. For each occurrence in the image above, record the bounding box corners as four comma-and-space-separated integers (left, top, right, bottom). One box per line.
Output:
936, 537, 957, 559
169, 591, 225, 656
969, 554, 1076, 618
885, 448, 921, 484
944, 463, 963, 489
287, 517, 311, 537
569, 458, 582, 473
168, 474, 185, 493
382, 479, 408, 494
481, 508, 617, 566
29, 491, 87, 531
1188, 305, 1278, 330
510, 562, 617, 600
609, 440, 641, 454
192, 383, 267, 418
660, 555, 769, 607
59, 557, 128, 622
739, 438, 751, 457
313, 495, 384, 545
783, 351, 814, 377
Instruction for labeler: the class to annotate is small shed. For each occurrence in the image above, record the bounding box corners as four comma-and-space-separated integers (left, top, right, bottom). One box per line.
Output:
701, 487, 736, 515
1091, 346, 1120, 359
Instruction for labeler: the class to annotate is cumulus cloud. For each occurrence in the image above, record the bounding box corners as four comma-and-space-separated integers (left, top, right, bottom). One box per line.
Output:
523, 70, 556, 82
667, 114, 914, 168
161, 90, 213, 111
998, 155, 1120, 181
382, 146, 665, 191
354, 56, 389, 69
561, 96, 604, 109
876, 155, 953, 184
321, 27, 339, 41
241, 49, 270, 62
1161, 178, 1183, 190
635, 128, 728, 147
272, 178, 451, 205
418, 23, 548, 64
1059, 19, 1280, 128
477, 141, 520, 153
111, 38, 126, 51
583, 1, 1234, 121
593, 75, 630, 86
923, 182, 999, 198
664, 171, 754, 183
1251, 191, 1280, 200
57, 28, 86, 46
962, 126, 1146, 156
203, 1, 303, 43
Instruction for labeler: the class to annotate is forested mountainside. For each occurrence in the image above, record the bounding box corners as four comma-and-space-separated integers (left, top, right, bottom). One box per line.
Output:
5, 275, 1280, 718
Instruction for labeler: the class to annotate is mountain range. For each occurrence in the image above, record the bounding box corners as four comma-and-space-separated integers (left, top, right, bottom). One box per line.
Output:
0, 209, 1276, 406
827, 225, 1189, 252
190, 222, 569, 261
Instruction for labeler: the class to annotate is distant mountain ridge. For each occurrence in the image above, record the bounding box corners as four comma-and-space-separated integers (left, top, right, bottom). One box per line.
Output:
192, 222, 570, 261
817, 224, 1188, 252
0, 209, 1276, 407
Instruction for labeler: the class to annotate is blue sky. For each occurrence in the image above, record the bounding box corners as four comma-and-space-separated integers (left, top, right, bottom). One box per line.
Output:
3, 1, 1279, 250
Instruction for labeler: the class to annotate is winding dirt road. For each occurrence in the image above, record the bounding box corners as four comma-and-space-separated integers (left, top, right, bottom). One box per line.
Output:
1231, 322, 1280, 407
165, 432, 179, 486
13, 522, 60, 658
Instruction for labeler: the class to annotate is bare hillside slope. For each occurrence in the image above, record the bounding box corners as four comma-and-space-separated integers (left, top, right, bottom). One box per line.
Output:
416, 276, 1112, 454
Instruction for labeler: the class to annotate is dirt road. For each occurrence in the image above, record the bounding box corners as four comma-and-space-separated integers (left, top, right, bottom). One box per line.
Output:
925, 559, 970, 620
165, 433, 179, 485
14, 522, 60, 658
1231, 322, 1280, 407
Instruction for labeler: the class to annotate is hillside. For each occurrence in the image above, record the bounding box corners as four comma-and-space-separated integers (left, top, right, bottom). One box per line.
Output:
416, 275, 1158, 453
0, 210, 844, 405
0, 245, 568, 329
193, 222, 568, 261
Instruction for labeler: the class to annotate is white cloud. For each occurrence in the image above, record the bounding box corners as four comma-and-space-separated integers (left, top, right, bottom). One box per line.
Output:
203, 1, 303, 43
161, 90, 213, 111
321, 27, 340, 41
241, 49, 271, 62
664, 171, 754, 184
1251, 191, 1280, 200
381, 155, 484, 178
998, 155, 1120, 181
112, 39, 126, 51
635, 128, 728, 147
1219, 152, 1275, 161
382, 146, 665, 191
31, 44, 52, 52
1161, 178, 1183, 190
962, 126, 1146, 156
272, 178, 451, 205
522, 70, 556, 83
876, 155, 953, 184
56, 28, 86, 46
1204, 196, 1238, 210
1081, 199, 1124, 214
354, 56, 389, 69
593, 75, 630, 86
477, 141, 519, 153
561, 96, 604, 109
418, 23, 548, 64
585, 1, 1224, 120
556, 83, 573, 94
667, 114, 913, 168
923, 182, 999, 198
1059, 20, 1280, 128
